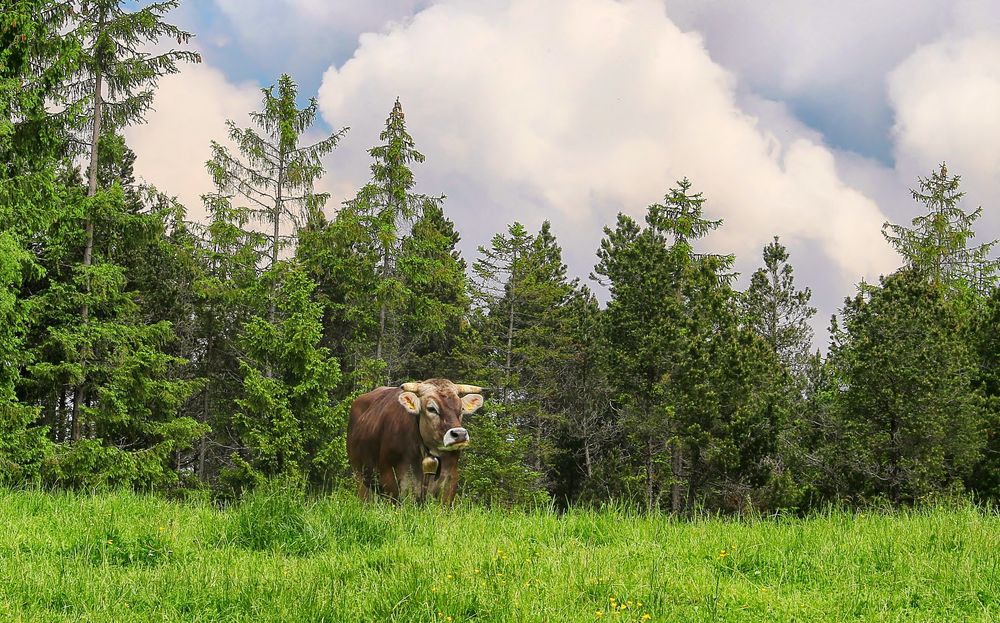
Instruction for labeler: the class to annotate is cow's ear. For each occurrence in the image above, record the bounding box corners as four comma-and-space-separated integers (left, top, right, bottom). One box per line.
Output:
461, 393, 483, 414
399, 391, 421, 414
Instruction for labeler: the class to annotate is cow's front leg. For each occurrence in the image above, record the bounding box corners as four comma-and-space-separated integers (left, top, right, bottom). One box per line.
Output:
436, 472, 459, 506
354, 474, 372, 501
378, 466, 402, 503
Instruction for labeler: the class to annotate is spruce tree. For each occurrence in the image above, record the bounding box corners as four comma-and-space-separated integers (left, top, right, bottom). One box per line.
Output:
743, 236, 816, 376
296, 203, 380, 388
970, 286, 1000, 499
472, 222, 535, 404
233, 265, 341, 484
551, 287, 616, 503
396, 199, 471, 381
54, 0, 200, 438
204, 76, 346, 487
883, 163, 1000, 298
471, 221, 576, 483
185, 195, 267, 482
343, 98, 436, 381
207, 73, 347, 324
1, 1, 76, 480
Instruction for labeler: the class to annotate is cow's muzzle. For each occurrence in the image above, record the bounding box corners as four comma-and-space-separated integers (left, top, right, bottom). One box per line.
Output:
442, 427, 470, 449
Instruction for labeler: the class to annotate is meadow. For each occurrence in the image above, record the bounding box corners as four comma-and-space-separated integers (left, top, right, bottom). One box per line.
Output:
0, 488, 997, 622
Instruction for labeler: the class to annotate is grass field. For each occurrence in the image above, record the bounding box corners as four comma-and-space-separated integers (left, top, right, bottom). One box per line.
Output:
1, 488, 997, 622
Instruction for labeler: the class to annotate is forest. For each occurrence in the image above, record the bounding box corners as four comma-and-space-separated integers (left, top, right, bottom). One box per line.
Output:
2, 0, 999, 513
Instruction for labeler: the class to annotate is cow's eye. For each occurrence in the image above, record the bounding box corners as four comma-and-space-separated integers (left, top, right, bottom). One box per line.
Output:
427, 404, 438, 415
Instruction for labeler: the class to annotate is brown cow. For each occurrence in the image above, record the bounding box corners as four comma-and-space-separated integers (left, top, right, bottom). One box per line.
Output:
347, 378, 483, 504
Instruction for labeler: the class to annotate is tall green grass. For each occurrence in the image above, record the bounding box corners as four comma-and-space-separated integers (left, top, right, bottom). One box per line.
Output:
1, 488, 997, 621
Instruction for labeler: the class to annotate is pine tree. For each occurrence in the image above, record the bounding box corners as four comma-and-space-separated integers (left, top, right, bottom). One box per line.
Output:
595, 178, 774, 512
829, 270, 983, 504
970, 286, 1000, 499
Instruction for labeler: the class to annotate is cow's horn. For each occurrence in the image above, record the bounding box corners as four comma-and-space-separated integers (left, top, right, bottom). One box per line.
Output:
401, 382, 421, 392
454, 384, 482, 395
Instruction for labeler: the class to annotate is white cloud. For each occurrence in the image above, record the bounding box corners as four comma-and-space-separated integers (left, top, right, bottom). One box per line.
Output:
889, 33, 1000, 237
317, 0, 897, 290
666, 1, 950, 96
125, 61, 260, 221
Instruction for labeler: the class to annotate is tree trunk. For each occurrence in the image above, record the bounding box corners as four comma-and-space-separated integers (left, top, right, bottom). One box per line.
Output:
377, 239, 390, 380
889, 411, 900, 504
269, 156, 283, 326
377, 301, 386, 360
769, 265, 780, 354
56, 389, 66, 442
582, 416, 593, 479
504, 272, 516, 404
645, 439, 654, 510
671, 436, 683, 515
534, 415, 542, 472
198, 360, 210, 481
72, 61, 104, 441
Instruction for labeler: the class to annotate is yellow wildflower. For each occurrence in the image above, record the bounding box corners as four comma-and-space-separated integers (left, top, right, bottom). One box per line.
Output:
641, 614, 651, 621
595, 610, 604, 618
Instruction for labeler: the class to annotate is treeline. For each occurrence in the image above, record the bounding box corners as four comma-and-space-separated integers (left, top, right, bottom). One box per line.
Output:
2, 1, 998, 511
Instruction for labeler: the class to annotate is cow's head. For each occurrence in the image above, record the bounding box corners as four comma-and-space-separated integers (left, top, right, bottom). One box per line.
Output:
398, 379, 483, 453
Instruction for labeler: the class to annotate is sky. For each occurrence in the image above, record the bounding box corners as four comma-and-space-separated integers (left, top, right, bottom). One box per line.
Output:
125, 0, 1000, 347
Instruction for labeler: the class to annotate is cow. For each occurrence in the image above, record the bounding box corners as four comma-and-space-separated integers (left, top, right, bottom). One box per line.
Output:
347, 378, 484, 504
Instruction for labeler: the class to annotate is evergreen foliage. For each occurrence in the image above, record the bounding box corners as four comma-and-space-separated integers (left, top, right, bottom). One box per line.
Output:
743, 236, 816, 377
970, 286, 1000, 499
828, 270, 983, 503
883, 163, 1000, 297
1, 7, 998, 510
207, 73, 347, 323
201, 75, 345, 490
